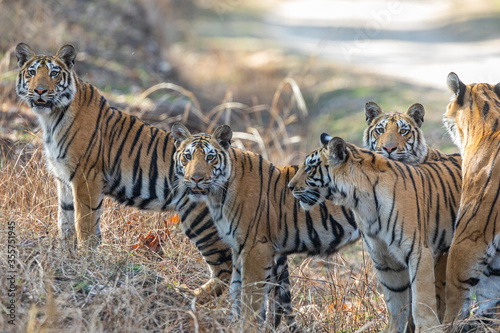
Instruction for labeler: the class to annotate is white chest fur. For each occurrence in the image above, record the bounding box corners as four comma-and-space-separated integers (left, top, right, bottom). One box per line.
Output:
39, 112, 75, 184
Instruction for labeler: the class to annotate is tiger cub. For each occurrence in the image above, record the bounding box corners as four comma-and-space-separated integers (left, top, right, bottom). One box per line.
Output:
171, 123, 360, 330
442, 73, 500, 324
289, 135, 462, 332
364, 101, 500, 321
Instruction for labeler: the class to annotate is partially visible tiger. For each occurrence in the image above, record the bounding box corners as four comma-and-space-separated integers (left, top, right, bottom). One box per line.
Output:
289, 134, 462, 333
363, 101, 452, 322
364, 101, 500, 321
442, 73, 500, 324
14, 43, 246, 310
171, 123, 360, 331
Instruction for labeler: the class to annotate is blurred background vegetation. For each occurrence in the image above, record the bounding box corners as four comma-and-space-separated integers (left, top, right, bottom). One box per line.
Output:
1, 0, 500, 163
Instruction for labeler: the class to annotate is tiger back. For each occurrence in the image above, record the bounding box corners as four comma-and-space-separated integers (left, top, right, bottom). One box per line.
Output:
289, 135, 462, 333
171, 123, 360, 331
442, 73, 500, 324
14, 43, 237, 305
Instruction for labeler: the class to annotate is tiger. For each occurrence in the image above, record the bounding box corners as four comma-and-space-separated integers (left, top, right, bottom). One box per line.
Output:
363, 101, 452, 321
14, 42, 259, 312
364, 101, 500, 321
442, 72, 500, 324
288, 134, 462, 333
171, 122, 360, 331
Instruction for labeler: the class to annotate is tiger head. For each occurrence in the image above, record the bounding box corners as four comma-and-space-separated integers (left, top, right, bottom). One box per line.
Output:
363, 101, 427, 165
445, 72, 500, 153
15, 43, 77, 114
290, 134, 374, 210
171, 123, 232, 202
288, 133, 335, 210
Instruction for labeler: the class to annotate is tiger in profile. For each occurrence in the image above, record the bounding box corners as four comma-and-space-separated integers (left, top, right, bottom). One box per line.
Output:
171, 123, 361, 331
289, 134, 462, 333
14, 42, 261, 311
364, 101, 500, 321
442, 73, 500, 324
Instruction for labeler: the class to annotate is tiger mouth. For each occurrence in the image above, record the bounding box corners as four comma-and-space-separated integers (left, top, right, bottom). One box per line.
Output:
188, 187, 208, 196
292, 189, 321, 205
32, 99, 52, 107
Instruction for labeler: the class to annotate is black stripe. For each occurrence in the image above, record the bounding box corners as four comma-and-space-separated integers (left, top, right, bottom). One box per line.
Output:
128, 124, 145, 158
380, 281, 411, 293
87, 85, 94, 107
457, 80, 466, 106
148, 140, 160, 200
60, 202, 74, 211
483, 101, 490, 118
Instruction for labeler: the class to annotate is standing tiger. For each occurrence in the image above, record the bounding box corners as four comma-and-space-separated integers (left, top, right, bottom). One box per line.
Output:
289, 134, 462, 333
442, 73, 500, 324
171, 123, 360, 331
364, 101, 500, 321
14, 42, 247, 308
363, 101, 454, 322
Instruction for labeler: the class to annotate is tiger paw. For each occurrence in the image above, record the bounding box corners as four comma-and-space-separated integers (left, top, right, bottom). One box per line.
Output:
192, 278, 226, 304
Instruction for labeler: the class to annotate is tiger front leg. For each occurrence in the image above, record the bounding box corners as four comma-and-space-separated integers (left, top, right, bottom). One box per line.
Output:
229, 248, 243, 319
433, 253, 448, 322
192, 244, 232, 303
57, 179, 77, 249
475, 250, 500, 319
443, 234, 495, 325
365, 238, 413, 333
240, 244, 274, 332
373, 263, 413, 333
408, 247, 441, 332
72, 177, 103, 250
178, 202, 233, 303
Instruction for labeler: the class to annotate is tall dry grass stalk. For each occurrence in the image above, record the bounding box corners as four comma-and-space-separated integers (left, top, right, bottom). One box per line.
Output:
129, 77, 308, 165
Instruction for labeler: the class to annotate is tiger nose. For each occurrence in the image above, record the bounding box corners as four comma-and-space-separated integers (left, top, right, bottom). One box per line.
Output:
191, 176, 204, 183
383, 145, 397, 154
34, 87, 48, 96
288, 184, 295, 192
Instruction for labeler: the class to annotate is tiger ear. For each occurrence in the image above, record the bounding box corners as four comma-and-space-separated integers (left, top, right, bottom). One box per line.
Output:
447, 72, 462, 95
171, 122, 191, 148
320, 133, 333, 147
327, 137, 348, 165
406, 103, 425, 128
56, 44, 76, 70
15, 43, 35, 68
364, 102, 383, 125
212, 125, 232, 150
447, 72, 467, 106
